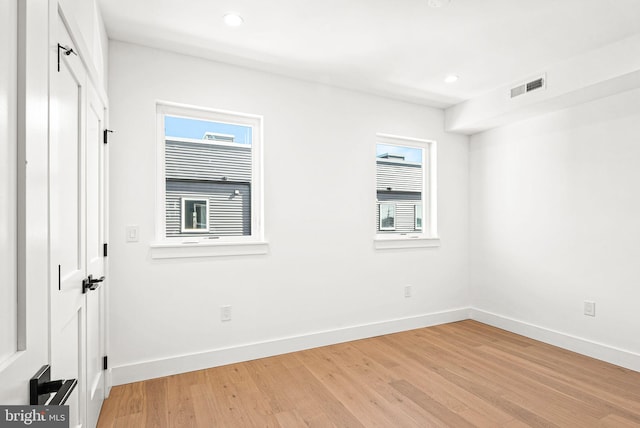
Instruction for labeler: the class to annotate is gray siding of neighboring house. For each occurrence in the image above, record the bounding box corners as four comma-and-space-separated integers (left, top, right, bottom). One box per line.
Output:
166, 181, 251, 236
376, 160, 421, 192
376, 159, 423, 233
165, 139, 252, 237
166, 139, 251, 182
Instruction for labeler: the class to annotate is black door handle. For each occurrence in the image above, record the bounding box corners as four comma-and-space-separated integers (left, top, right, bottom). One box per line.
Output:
82, 274, 105, 294
30, 365, 77, 405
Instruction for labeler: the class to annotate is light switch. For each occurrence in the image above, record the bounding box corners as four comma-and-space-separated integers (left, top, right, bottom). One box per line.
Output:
126, 225, 139, 243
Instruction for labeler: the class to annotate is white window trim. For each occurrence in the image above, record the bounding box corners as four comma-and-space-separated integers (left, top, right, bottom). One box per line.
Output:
378, 203, 396, 231
150, 240, 269, 259
151, 101, 267, 259
374, 133, 439, 250
180, 197, 209, 233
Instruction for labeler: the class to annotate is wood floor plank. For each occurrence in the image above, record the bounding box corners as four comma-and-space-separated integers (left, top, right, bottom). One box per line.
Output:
414, 329, 602, 418
273, 410, 308, 427
390, 379, 477, 428
143, 377, 169, 428
191, 383, 228, 428
600, 414, 640, 428
458, 322, 640, 396
434, 366, 560, 428
113, 412, 144, 428
217, 363, 281, 427
98, 321, 640, 427
290, 363, 365, 427
430, 325, 640, 424
359, 338, 515, 426
198, 368, 250, 427
419, 333, 605, 425
477, 344, 640, 422
245, 358, 300, 414
248, 355, 365, 427
296, 346, 421, 427
319, 342, 447, 426
166, 371, 198, 427
380, 330, 579, 427
116, 381, 144, 418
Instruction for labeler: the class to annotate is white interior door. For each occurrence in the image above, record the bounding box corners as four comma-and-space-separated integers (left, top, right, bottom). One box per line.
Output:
85, 82, 107, 428
49, 11, 88, 427
0, 0, 49, 406
50, 7, 108, 426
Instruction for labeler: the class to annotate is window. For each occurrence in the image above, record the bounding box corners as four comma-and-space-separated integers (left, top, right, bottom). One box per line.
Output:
152, 102, 266, 258
181, 197, 209, 233
375, 133, 439, 249
379, 203, 396, 230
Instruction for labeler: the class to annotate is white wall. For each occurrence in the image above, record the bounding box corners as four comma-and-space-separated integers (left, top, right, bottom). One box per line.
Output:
108, 41, 469, 383
470, 88, 640, 369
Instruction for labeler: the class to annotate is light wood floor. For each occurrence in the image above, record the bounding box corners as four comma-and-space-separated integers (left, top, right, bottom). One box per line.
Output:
97, 320, 640, 427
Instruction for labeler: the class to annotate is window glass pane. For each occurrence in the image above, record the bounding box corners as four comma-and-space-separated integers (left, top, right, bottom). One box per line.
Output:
165, 113, 253, 238
376, 143, 423, 234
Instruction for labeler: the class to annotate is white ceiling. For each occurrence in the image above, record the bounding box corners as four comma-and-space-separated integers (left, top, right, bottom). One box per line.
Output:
98, 0, 640, 108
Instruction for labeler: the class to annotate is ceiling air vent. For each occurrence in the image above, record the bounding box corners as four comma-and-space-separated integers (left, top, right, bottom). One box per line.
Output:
510, 74, 546, 98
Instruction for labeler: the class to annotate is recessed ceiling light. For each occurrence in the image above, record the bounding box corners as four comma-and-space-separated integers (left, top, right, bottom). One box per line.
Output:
444, 75, 459, 83
427, 0, 451, 8
223, 13, 244, 27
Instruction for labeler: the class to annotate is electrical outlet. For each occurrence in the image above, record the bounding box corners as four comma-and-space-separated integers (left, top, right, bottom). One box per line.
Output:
404, 285, 412, 298
584, 301, 596, 317
220, 305, 232, 322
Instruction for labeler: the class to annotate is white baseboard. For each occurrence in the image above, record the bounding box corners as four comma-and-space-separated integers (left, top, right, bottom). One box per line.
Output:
110, 307, 640, 386
470, 308, 640, 373
111, 308, 470, 385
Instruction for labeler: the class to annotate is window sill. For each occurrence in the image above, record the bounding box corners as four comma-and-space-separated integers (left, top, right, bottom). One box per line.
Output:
150, 240, 269, 259
374, 236, 441, 250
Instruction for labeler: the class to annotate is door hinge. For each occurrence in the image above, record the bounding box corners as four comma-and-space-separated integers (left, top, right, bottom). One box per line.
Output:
57, 43, 77, 72
103, 356, 108, 370
103, 243, 108, 257
103, 129, 114, 144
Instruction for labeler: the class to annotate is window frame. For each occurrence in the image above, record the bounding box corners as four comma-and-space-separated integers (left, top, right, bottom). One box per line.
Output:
151, 102, 267, 258
374, 133, 439, 249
